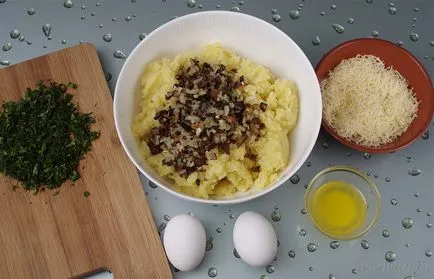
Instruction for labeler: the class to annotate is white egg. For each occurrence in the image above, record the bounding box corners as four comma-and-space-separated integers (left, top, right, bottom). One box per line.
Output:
163, 214, 206, 271
233, 211, 277, 267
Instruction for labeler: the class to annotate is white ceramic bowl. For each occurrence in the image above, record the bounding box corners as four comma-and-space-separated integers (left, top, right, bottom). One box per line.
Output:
114, 11, 322, 204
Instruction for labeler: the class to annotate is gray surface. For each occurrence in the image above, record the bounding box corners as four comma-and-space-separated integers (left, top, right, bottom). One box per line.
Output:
1, 1, 434, 279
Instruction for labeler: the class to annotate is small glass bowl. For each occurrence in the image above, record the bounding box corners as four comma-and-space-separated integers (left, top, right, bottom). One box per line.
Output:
305, 166, 381, 240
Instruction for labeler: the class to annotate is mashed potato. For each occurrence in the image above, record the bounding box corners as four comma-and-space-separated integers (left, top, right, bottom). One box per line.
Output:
132, 43, 299, 199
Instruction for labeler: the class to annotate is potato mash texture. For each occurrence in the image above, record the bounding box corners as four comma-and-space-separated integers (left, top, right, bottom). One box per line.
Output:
132, 43, 299, 199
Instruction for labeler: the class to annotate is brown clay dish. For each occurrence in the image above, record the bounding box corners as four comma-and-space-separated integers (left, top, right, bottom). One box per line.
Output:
316, 38, 434, 153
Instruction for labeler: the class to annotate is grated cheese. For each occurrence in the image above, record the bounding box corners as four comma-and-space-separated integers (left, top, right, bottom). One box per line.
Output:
321, 55, 419, 147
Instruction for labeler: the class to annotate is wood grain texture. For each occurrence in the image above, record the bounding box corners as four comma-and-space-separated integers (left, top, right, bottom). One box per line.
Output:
0, 44, 172, 279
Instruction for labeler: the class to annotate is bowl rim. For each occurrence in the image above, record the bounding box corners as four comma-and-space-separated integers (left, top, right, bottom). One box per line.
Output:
315, 38, 434, 154
304, 165, 382, 240
114, 10, 322, 204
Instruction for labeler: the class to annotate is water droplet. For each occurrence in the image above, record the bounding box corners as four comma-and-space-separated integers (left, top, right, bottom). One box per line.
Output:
289, 10, 300, 20
363, 152, 372, 160
425, 250, 432, 257
414, 192, 420, 197
371, 30, 379, 37
389, 2, 394, 7
102, 33, 112, 42
399, 40, 407, 47
288, 250, 295, 258
404, 276, 415, 279
18, 36, 25, 42
99, 24, 103, 28
10, 29, 20, 39
238, 0, 244, 6
374, 174, 379, 178
422, 130, 429, 139
158, 222, 166, 233
91, 12, 96, 16
382, 230, 390, 237
187, 0, 196, 8
266, 264, 275, 273
232, 249, 241, 259
290, 174, 300, 184
361, 240, 370, 249
125, 15, 132, 21
271, 210, 281, 222
27, 8, 36, 15
43, 45, 47, 49
320, 11, 326, 16
231, 6, 240, 12
260, 275, 269, 279
113, 50, 127, 59
272, 14, 281, 22
271, 8, 277, 14
414, 7, 419, 12
391, 198, 398, 206
385, 251, 396, 262
0, 0, 6, 3
330, 241, 340, 249
404, 243, 410, 247
216, 4, 221, 8
163, 214, 170, 221
216, 227, 222, 233
208, 267, 217, 278
347, 17, 355, 24
352, 268, 358, 274
416, 208, 422, 213
308, 266, 314, 271
2, 42, 11, 52
385, 177, 391, 182
308, 35, 321, 46
206, 237, 213, 251
42, 23, 51, 37
301, 208, 307, 215
61, 40, 67, 45
330, 4, 337, 10
409, 168, 422, 176
322, 142, 329, 149
329, 275, 336, 279
149, 181, 157, 188
96, 2, 100, 6
307, 243, 317, 252
389, 7, 397, 15
366, 0, 373, 3
427, 223, 432, 228
299, 229, 306, 236
81, 5, 86, 10
80, 15, 85, 20
409, 32, 419, 42
135, 33, 147, 41
428, 212, 432, 217
63, 0, 73, 9
0, 60, 10, 66
402, 217, 414, 229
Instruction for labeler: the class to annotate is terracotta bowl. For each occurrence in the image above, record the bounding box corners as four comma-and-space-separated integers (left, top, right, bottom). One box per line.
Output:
316, 38, 434, 153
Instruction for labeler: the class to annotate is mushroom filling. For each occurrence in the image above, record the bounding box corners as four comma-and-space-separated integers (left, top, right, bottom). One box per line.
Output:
146, 58, 267, 181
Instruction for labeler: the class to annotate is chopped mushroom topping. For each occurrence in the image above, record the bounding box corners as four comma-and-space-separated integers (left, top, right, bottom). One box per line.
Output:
146, 58, 266, 179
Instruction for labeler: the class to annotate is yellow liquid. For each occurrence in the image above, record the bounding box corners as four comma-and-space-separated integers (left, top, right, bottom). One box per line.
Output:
309, 180, 367, 237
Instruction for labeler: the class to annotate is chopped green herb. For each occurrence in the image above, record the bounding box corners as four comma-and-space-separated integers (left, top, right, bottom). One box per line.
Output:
84, 191, 90, 197
0, 81, 100, 192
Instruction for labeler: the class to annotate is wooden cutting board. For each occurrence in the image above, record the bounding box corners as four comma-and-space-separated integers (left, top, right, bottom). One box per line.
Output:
0, 44, 172, 279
